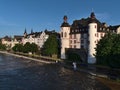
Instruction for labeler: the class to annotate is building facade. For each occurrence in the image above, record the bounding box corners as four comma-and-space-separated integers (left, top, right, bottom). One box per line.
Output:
60, 12, 120, 64
22, 29, 59, 48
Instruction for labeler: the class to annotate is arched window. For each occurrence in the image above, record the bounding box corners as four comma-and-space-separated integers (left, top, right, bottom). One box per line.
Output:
61, 32, 63, 37
64, 32, 67, 37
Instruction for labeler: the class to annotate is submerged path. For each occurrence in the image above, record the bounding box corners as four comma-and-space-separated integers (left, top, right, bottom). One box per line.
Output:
0, 51, 55, 64
0, 53, 110, 90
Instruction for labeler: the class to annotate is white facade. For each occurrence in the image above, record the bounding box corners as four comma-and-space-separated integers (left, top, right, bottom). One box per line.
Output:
88, 23, 97, 64
22, 31, 50, 48
60, 13, 112, 64
39, 32, 49, 48
117, 26, 120, 34
61, 27, 70, 59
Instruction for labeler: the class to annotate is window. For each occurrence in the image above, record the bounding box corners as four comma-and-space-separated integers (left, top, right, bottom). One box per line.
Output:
97, 33, 98, 37
70, 45, 72, 48
95, 25, 97, 28
81, 45, 84, 48
74, 40, 76, 43
70, 35, 72, 39
101, 33, 103, 37
95, 33, 96, 37
61, 32, 63, 37
95, 41, 96, 43
70, 40, 72, 44
64, 32, 67, 37
81, 34, 84, 38
88, 41, 90, 44
74, 34, 76, 39
81, 40, 84, 43
74, 45, 76, 48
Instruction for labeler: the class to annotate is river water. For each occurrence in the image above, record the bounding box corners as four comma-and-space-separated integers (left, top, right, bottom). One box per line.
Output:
0, 53, 110, 90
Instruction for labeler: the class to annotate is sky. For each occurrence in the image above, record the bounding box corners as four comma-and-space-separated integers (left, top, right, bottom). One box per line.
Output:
0, 0, 120, 37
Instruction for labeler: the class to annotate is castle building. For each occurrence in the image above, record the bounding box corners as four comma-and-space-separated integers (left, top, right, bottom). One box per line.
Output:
60, 12, 120, 64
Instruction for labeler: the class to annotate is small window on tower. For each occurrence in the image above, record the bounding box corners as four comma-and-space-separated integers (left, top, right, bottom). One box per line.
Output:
97, 33, 98, 37
61, 32, 63, 37
95, 33, 96, 37
70, 35, 72, 39
95, 25, 97, 28
64, 32, 67, 37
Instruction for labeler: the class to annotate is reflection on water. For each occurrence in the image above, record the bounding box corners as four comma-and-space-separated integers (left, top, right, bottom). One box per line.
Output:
0, 54, 110, 90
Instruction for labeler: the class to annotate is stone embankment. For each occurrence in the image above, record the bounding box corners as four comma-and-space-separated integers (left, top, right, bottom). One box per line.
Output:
0, 51, 57, 64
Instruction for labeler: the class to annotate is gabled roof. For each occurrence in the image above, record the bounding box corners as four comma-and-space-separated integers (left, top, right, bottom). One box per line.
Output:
14, 35, 23, 41
70, 12, 108, 33
2, 36, 12, 41
108, 25, 120, 30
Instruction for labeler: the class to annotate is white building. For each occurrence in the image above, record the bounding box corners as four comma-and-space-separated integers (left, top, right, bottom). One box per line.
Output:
60, 12, 120, 64
22, 29, 58, 48
1, 36, 12, 49
11, 35, 23, 47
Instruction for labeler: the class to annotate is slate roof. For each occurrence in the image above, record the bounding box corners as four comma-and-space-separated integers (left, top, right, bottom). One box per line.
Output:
61, 22, 70, 27
108, 25, 120, 30
70, 12, 108, 34
2, 36, 12, 41
14, 35, 23, 41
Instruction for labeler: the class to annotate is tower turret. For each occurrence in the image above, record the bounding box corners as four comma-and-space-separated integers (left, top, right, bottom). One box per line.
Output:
24, 28, 27, 37
88, 12, 97, 64
60, 15, 70, 59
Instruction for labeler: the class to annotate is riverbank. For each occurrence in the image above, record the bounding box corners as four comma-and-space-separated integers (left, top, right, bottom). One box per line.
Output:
0, 50, 120, 89
0, 51, 57, 64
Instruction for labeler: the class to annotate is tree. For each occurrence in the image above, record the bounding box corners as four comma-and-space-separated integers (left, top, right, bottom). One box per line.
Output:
95, 32, 115, 65
67, 52, 82, 63
42, 34, 58, 57
30, 43, 38, 54
95, 32, 120, 68
23, 42, 31, 53
0, 43, 6, 50
12, 44, 23, 52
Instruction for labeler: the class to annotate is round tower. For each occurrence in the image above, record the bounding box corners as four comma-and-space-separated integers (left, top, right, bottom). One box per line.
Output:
88, 12, 97, 64
60, 15, 70, 59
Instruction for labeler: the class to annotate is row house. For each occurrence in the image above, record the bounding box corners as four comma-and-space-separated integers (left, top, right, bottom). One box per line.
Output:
22, 29, 59, 48
1, 35, 23, 49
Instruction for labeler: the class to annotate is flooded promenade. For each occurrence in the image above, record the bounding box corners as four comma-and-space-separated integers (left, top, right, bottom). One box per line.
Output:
0, 53, 110, 90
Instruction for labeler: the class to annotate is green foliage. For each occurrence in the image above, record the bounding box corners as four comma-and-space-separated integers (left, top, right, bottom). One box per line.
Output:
67, 52, 82, 63
23, 42, 31, 53
30, 43, 38, 54
12, 44, 23, 52
12, 42, 38, 54
95, 32, 120, 68
0, 43, 6, 50
42, 34, 58, 57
